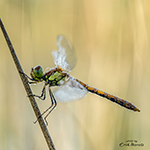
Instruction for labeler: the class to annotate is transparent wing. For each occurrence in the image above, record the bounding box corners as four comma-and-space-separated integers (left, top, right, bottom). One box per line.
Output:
52, 35, 77, 72
53, 77, 88, 102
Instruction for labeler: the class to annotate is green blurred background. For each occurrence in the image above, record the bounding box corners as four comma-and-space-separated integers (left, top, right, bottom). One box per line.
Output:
0, 0, 149, 150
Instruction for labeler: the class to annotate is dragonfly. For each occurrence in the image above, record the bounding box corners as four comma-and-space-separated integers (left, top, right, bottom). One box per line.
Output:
25, 35, 140, 125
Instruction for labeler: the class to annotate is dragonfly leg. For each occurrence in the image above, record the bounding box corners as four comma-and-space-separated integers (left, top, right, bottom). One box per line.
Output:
19, 71, 35, 81
28, 81, 38, 84
20, 71, 39, 85
28, 83, 47, 100
44, 87, 57, 125
34, 86, 57, 125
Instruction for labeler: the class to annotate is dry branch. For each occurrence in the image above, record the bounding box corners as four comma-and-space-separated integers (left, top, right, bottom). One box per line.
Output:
0, 18, 55, 150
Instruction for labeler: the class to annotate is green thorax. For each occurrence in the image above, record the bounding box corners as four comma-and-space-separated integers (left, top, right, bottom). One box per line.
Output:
43, 68, 68, 86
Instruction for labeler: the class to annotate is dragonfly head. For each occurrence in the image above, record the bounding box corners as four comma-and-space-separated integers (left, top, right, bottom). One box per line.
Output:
30, 65, 43, 81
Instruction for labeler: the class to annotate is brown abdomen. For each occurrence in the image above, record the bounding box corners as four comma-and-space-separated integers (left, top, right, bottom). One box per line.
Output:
75, 79, 140, 112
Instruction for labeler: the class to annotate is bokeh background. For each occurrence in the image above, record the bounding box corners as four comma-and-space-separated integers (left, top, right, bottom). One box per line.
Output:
0, 0, 149, 150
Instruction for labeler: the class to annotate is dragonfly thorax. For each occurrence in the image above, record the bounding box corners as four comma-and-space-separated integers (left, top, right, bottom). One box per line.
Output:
43, 67, 69, 86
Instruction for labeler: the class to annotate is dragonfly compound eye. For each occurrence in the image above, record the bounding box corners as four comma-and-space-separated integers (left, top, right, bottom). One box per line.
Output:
30, 65, 43, 80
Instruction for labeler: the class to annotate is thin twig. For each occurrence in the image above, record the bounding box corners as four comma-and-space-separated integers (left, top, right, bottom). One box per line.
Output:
0, 18, 55, 150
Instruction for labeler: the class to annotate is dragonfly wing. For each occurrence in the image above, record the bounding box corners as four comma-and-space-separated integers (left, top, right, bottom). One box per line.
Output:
53, 77, 88, 102
52, 35, 77, 72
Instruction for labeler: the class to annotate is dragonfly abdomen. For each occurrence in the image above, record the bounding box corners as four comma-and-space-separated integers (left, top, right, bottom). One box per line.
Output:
94, 90, 140, 112
75, 79, 140, 112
